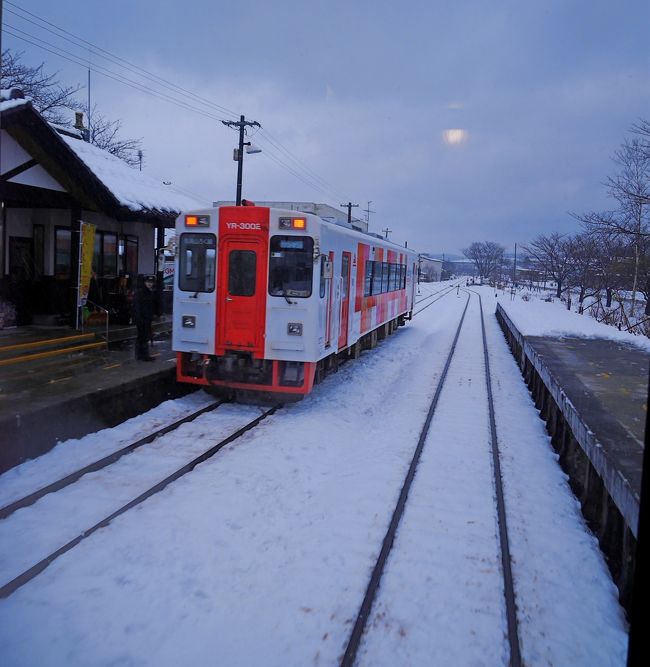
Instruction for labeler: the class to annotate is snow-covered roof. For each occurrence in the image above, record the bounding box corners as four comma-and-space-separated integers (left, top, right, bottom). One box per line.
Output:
0, 88, 29, 112
60, 135, 202, 215
0, 98, 29, 112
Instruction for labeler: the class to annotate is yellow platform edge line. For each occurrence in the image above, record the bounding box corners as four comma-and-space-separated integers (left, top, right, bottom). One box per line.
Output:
0, 333, 95, 354
0, 341, 107, 366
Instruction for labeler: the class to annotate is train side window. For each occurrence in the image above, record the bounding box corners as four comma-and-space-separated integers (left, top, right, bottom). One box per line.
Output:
372, 262, 379, 295
340, 254, 349, 299
228, 250, 257, 296
364, 260, 373, 297
382, 262, 389, 293
179, 233, 216, 292
320, 255, 327, 298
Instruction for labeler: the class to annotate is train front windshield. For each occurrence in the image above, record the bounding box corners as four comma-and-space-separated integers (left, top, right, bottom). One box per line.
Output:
178, 233, 217, 292
268, 235, 314, 297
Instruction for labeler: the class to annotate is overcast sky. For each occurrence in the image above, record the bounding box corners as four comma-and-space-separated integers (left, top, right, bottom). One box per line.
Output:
3, 0, 649, 254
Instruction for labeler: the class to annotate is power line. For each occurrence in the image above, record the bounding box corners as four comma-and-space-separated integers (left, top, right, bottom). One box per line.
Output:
3, 3, 351, 202
5, 2, 240, 119
3, 27, 229, 123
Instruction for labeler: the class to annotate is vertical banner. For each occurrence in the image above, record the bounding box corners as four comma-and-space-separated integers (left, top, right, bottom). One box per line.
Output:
78, 222, 96, 307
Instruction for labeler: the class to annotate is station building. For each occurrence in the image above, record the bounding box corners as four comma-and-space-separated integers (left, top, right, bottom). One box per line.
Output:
1, 90, 201, 328
418, 254, 443, 281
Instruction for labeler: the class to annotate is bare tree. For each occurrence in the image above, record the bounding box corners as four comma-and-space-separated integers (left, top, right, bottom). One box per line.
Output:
631, 118, 650, 161
608, 139, 650, 309
591, 234, 627, 308
524, 233, 572, 298
462, 241, 505, 281
567, 233, 599, 312
88, 108, 142, 168
1, 49, 81, 125
2, 49, 142, 166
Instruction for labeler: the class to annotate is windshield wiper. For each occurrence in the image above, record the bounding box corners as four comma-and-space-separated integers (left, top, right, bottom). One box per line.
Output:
280, 289, 295, 304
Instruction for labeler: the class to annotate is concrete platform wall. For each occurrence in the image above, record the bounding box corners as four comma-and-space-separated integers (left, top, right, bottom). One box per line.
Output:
0, 368, 191, 473
496, 303, 637, 610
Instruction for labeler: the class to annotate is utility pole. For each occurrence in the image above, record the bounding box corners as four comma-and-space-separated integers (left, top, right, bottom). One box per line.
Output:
513, 243, 517, 287
382, 227, 392, 239
364, 201, 376, 226
340, 202, 359, 225
87, 69, 91, 142
222, 115, 261, 205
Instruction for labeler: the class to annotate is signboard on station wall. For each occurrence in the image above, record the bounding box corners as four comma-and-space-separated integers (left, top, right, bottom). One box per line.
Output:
78, 222, 96, 306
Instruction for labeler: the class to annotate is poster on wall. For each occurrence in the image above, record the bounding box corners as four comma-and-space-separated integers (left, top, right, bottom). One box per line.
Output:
78, 222, 96, 307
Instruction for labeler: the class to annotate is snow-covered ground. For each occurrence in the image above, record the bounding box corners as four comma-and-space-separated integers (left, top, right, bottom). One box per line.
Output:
498, 289, 650, 351
0, 285, 628, 666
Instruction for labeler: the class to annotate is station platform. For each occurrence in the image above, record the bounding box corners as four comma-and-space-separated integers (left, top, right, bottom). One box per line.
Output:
496, 304, 648, 607
0, 318, 188, 473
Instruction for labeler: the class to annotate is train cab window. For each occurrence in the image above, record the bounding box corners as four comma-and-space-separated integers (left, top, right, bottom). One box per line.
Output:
269, 235, 314, 298
179, 233, 216, 292
228, 250, 257, 296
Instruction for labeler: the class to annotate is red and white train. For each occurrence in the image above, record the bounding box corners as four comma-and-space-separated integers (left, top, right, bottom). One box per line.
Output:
172, 204, 418, 398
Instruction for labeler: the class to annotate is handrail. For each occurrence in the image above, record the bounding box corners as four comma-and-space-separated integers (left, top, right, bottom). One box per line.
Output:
81, 300, 110, 346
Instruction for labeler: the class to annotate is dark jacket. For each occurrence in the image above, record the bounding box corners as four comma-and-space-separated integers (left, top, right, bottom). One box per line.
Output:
133, 275, 158, 324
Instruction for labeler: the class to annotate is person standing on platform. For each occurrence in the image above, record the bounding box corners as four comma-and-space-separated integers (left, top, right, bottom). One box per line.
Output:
133, 274, 158, 361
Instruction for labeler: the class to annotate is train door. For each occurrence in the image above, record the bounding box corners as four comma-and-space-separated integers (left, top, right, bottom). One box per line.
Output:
338, 251, 351, 349
217, 237, 265, 352
325, 250, 335, 348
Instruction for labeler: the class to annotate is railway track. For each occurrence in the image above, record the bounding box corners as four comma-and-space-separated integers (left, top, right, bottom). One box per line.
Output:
413, 282, 456, 305
340, 288, 522, 666
0, 399, 225, 520
412, 283, 459, 316
0, 403, 280, 599
0, 287, 453, 600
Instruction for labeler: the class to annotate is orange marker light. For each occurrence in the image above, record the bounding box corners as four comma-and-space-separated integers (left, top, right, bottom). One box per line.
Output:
293, 218, 306, 229
185, 215, 199, 226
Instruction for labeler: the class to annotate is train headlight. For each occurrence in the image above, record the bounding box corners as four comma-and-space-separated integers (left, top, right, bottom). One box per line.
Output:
279, 217, 307, 231
287, 322, 303, 336
182, 315, 196, 328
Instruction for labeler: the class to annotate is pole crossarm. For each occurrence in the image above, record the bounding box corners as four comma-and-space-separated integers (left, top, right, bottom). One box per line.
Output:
340, 202, 359, 225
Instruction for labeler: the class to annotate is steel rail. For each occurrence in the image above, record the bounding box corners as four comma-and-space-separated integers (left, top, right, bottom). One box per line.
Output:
0, 404, 280, 599
413, 284, 459, 316
469, 288, 522, 667
413, 283, 456, 306
0, 399, 225, 521
340, 292, 471, 667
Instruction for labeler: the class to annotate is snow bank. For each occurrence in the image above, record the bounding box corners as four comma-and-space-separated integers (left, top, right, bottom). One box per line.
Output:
500, 293, 650, 351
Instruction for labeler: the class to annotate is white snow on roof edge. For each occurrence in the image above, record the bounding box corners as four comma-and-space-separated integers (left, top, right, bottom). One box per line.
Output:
60, 134, 204, 215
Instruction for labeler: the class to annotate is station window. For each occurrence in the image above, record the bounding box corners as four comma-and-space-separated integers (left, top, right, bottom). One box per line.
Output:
269, 235, 314, 298
54, 227, 71, 279
124, 235, 138, 275
179, 233, 217, 292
